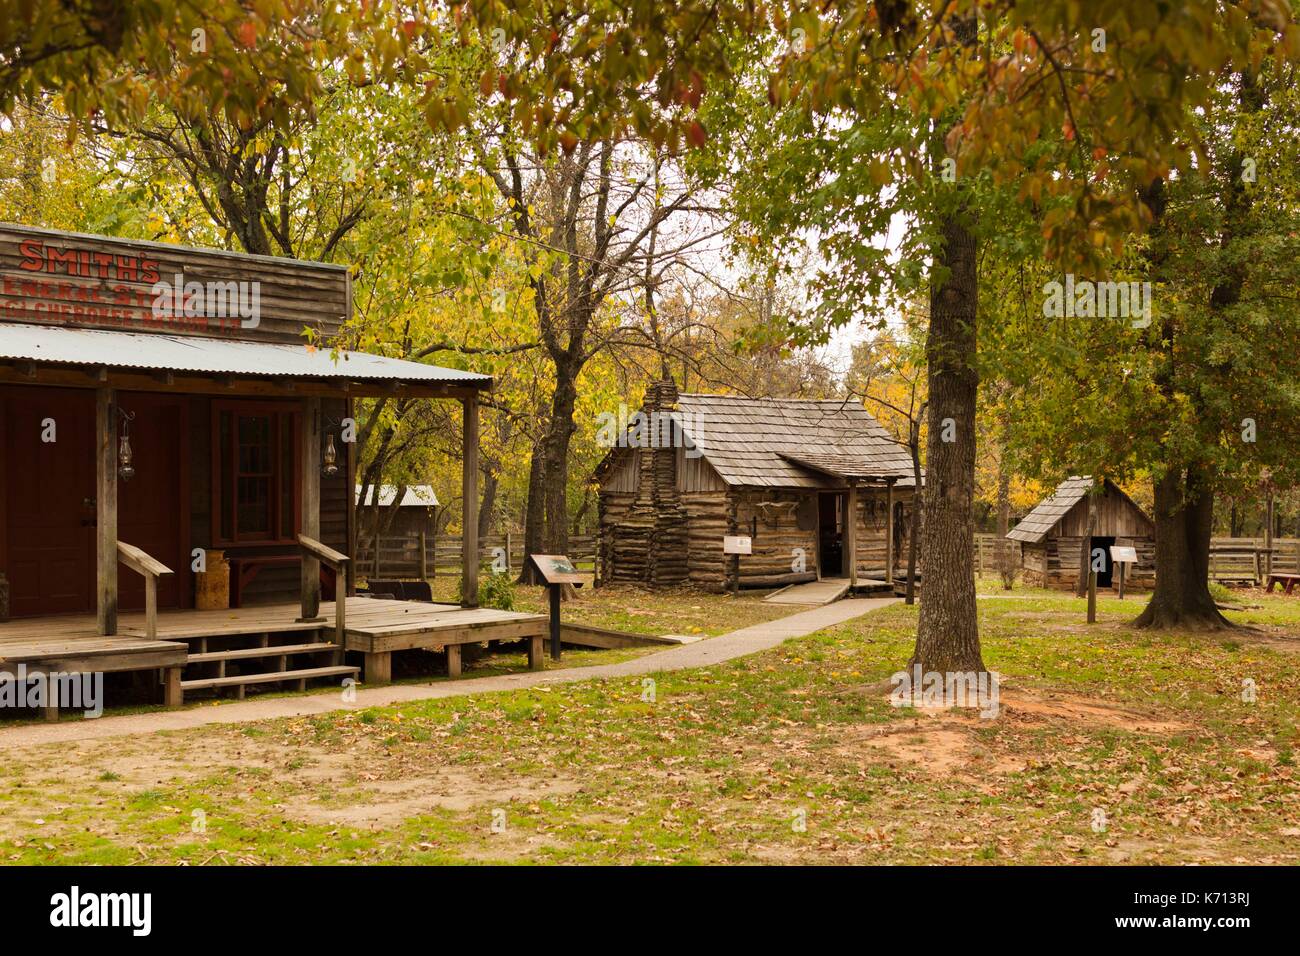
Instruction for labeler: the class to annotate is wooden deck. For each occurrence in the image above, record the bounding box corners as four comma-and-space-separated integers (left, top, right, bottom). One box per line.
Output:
0, 598, 548, 716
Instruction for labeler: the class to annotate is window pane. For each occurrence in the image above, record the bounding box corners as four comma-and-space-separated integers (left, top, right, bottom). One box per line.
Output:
237, 477, 271, 534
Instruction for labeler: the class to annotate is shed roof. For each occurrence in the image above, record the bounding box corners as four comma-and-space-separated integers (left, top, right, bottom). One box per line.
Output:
674, 393, 915, 488
0, 322, 490, 387
1006, 476, 1096, 543
356, 485, 439, 508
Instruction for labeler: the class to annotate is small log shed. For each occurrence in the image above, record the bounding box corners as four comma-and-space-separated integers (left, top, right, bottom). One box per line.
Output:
1007, 475, 1156, 589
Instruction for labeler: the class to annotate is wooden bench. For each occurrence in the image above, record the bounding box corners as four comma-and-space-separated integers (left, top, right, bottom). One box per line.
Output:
230, 554, 341, 607
1266, 572, 1300, 595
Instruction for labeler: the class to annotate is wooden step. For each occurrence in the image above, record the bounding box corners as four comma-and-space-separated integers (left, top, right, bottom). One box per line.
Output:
186, 642, 339, 664
181, 665, 358, 691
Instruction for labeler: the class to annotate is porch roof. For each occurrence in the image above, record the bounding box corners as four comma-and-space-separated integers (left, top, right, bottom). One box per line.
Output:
0, 322, 491, 390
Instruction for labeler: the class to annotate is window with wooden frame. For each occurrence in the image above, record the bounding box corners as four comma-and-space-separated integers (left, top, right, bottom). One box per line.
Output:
212, 401, 300, 545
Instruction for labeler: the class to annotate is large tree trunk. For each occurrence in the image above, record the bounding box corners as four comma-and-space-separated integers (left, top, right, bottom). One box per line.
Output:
542, 365, 579, 556
518, 446, 546, 584
910, 210, 985, 673
1134, 465, 1232, 630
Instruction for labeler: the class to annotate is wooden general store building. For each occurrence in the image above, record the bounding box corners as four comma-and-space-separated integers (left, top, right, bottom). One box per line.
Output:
0, 223, 546, 716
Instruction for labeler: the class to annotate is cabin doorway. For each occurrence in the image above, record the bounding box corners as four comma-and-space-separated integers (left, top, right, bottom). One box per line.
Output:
1091, 535, 1116, 588
818, 492, 846, 577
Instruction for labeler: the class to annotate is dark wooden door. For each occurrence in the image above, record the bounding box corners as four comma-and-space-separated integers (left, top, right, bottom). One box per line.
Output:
3, 387, 95, 617
818, 492, 845, 577
118, 394, 186, 611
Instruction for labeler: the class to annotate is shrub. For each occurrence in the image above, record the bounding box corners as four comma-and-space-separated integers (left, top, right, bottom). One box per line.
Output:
459, 568, 516, 610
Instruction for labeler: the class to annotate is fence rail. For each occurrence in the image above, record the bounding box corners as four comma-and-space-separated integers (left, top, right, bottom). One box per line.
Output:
980, 532, 1300, 581
355, 532, 596, 579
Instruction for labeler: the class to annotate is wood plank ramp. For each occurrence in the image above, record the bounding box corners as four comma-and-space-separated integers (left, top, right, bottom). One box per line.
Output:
764, 579, 851, 606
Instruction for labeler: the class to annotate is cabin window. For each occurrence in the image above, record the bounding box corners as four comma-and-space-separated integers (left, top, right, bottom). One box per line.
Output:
214, 402, 300, 545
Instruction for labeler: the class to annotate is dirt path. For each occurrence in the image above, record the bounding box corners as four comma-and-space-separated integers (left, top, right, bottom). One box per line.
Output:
0, 597, 899, 751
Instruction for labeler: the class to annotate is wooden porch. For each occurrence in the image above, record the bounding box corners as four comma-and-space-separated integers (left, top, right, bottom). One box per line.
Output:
0, 598, 547, 719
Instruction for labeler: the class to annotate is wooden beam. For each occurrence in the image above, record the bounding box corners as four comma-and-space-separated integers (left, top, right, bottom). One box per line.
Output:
96, 388, 118, 636
846, 483, 858, 590
461, 394, 480, 608
885, 481, 895, 585
299, 397, 323, 622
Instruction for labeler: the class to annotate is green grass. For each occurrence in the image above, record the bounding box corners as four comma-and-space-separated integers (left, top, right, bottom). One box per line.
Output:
4, 587, 1299, 865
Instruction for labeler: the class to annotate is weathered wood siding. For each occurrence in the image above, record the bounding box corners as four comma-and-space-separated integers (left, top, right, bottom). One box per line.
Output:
677, 447, 727, 492
0, 223, 348, 345
1055, 489, 1155, 538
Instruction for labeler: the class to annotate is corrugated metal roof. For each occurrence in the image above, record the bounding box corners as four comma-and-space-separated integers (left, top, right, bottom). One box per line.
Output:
674, 393, 916, 488
1006, 476, 1094, 543
356, 484, 439, 508
0, 322, 490, 386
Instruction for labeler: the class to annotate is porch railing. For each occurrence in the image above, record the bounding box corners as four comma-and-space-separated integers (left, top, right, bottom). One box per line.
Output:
117, 541, 173, 640
298, 534, 349, 640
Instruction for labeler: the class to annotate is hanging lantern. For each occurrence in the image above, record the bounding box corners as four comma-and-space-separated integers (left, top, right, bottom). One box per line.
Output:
322, 432, 339, 477
118, 433, 135, 482
118, 410, 135, 482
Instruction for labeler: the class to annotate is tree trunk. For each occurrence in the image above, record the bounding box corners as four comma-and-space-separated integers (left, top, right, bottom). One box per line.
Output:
905, 435, 922, 606
995, 444, 1012, 590
1075, 494, 1098, 598
518, 446, 546, 584
910, 210, 984, 673
478, 465, 498, 538
1134, 465, 1233, 630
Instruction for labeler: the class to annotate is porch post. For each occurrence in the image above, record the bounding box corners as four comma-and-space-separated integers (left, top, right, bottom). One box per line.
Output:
299, 397, 323, 621
95, 388, 118, 636
461, 393, 480, 608
846, 482, 858, 590
885, 480, 895, 585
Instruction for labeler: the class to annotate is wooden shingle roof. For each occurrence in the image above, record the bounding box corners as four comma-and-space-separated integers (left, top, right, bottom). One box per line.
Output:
1006, 476, 1095, 543
675, 394, 915, 488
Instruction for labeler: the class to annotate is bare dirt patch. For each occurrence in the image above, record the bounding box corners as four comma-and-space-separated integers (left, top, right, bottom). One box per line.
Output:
997, 689, 1192, 734
834, 687, 1190, 780
279, 771, 580, 828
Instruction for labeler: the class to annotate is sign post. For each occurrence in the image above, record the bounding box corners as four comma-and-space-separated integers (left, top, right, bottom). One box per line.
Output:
1110, 545, 1138, 601
723, 535, 751, 595
529, 554, 584, 661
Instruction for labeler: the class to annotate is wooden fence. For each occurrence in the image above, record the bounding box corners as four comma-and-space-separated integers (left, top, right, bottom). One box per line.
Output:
355, 532, 596, 579
978, 532, 1300, 583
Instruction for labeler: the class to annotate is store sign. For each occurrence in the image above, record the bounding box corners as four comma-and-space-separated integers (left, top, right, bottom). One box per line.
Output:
0, 224, 348, 343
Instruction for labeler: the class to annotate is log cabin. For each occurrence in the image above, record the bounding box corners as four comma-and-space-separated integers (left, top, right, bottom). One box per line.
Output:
1007, 476, 1156, 589
0, 223, 546, 717
594, 382, 919, 592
